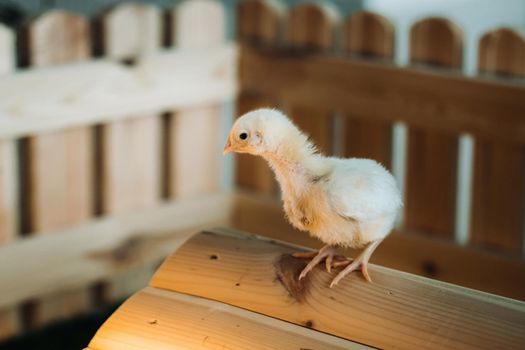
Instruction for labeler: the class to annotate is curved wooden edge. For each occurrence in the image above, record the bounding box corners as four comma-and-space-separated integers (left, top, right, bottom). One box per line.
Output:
478, 27, 525, 76
410, 17, 463, 68
88, 286, 369, 350
150, 228, 525, 350
285, 3, 340, 51
236, 0, 284, 45
344, 11, 394, 58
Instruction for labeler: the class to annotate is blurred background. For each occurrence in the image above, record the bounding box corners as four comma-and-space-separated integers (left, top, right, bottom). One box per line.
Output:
0, 0, 524, 349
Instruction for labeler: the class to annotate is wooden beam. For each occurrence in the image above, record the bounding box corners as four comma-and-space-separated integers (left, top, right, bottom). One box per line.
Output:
88, 287, 369, 350
0, 45, 237, 139
231, 192, 525, 301
151, 229, 525, 350
239, 46, 525, 144
0, 192, 233, 309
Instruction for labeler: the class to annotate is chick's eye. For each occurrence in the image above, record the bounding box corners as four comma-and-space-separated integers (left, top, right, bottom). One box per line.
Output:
239, 132, 248, 140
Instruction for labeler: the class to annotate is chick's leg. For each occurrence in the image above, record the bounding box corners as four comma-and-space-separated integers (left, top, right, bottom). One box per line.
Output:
295, 245, 338, 280
330, 238, 383, 288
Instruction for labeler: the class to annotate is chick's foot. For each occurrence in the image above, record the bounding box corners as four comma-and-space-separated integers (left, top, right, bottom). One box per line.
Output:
329, 238, 383, 288
295, 245, 340, 280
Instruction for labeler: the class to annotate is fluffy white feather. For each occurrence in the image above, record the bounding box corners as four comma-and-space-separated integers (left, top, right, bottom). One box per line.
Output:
224, 108, 402, 286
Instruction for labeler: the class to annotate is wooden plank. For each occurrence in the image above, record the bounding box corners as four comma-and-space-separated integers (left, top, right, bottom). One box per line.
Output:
471, 28, 525, 254
235, 0, 281, 194
0, 45, 237, 139
236, 0, 284, 46
88, 287, 369, 350
284, 3, 338, 155
18, 10, 92, 328
0, 192, 233, 310
95, 2, 161, 213
151, 229, 525, 350
231, 192, 525, 301
240, 47, 525, 144
404, 18, 462, 238
166, 0, 225, 198
0, 22, 20, 342
343, 11, 394, 168
94, 3, 162, 302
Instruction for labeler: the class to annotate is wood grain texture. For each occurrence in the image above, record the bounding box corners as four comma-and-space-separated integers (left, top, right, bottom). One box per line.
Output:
235, 0, 280, 194
89, 287, 369, 350
232, 192, 525, 301
471, 28, 525, 254
151, 229, 525, 350
404, 18, 462, 238
166, 0, 225, 199
18, 9, 92, 328
239, 46, 525, 144
284, 3, 337, 155
95, 3, 161, 215
343, 11, 394, 168
0, 23, 19, 341
236, 0, 284, 46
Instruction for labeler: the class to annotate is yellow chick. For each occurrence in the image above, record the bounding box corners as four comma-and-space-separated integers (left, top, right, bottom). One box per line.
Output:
224, 109, 402, 287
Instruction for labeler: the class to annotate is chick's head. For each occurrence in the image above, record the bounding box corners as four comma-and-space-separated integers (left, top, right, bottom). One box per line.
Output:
224, 108, 297, 155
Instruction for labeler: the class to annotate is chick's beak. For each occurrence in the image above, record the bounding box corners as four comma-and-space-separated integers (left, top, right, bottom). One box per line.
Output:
223, 138, 233, 155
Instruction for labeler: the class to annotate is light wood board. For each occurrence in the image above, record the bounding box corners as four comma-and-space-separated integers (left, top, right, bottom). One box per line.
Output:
166, 0, 226, 198
151, 229, 525, 350
88, 287, 370, 350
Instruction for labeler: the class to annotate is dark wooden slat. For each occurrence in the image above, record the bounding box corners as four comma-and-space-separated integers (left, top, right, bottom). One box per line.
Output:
235, 0, 281, 194
236, 0, 283, 46
343, 11, 394, 168
404, 18, 463, 238
284, 3, 337, 155
239, 47, 525, 144
471, 28, 525, 254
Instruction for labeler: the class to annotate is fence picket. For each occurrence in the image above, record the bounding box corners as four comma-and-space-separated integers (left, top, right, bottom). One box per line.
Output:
343, 11, 394, 168
404, 18, 462, 238
0, 22, 20, 341
94, 3, 162, 302
284, 3, 339, 155
235, 0, 282, 194
18, 10, 91, 328
471, 28, 525, 254
166, 0, 225, 198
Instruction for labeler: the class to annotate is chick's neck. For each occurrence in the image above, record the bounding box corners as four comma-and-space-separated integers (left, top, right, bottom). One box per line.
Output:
262, 134, 324, 196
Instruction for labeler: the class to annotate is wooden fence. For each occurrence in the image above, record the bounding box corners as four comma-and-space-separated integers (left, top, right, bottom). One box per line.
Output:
0, 0, 234, 340
1, 0, 524, 343
234, 0, 525, 300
